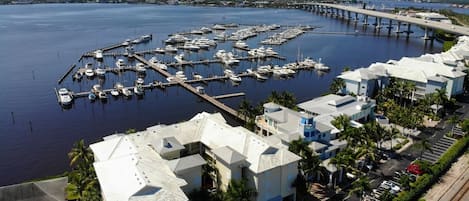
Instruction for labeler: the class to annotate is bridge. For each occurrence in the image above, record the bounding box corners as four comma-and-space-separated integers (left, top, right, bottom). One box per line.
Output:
296, 3, 469, 38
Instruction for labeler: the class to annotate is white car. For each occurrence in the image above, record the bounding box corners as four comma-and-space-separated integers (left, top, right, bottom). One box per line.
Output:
380, 181, 401, 194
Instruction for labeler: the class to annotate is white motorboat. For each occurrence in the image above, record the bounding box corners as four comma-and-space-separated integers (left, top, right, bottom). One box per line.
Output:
212, 24, 227, 30
156, 63, 168, 70
166, 76, 177, 82
234, 40, 248, 49
95, 68, 106, 76
58, 88, 73, 105
149, 57, 159, 64
265, 47, 278, 56
110, 89, 119, 96
136, 78, 145, 85
85, 62, 93, 69
315, 58, 330, 70
174, 54, 184, 63
135, 62, 146, 72
299, 57, 316, 68
257, 65, 272, 74
214, 32, 227, 40
165, 45, 178, 53
73, 72, 83, 80
175, 71, 187, 80
85, 69, 95, 77
229, 74, 242, 82
155, 48, 165, 54
140, 34, 152, 42
122, 39, 131, 46
122, 88, 132, 97
165, 34, 188, 44
224, 69, 234, 75
196, 86, 205, 94
200, 27, 212, 33
282, 66, 296, 75
94, 50, 103, 59
254, 72, 268, 80
92, 84, 102, 93
98, 91, 108, 100
190, 29, 204, 35
182, 42, 200, 51
246, 68, 253, 74
115, 59, 126, 69
134, 85, 144, 96
114, 82, 124, 90
193, 72, 203, 80
132, 38, 142, 44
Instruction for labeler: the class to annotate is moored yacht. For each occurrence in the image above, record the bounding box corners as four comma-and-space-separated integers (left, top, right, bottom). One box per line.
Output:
94, 50, 103, 59
115, 59, 126, 70
135, 62, 146, 73
174, 53, 184, 63
234, 40, 248, 49
58, 88, 73, 105
95, 67, 106, 76
85, 69, 95, 77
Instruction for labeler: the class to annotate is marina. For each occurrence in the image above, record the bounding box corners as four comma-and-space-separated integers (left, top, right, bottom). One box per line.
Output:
0, 4, 443, 186
56, 23, 325, 120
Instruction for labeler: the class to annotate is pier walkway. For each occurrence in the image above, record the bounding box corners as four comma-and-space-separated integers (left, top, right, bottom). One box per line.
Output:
132, 54, 246, 120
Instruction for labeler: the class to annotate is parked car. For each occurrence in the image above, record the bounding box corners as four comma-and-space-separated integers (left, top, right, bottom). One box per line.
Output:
406, 163, 424, 175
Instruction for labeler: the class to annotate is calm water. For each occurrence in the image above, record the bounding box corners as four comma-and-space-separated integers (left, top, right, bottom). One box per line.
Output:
0, 3, 444, 186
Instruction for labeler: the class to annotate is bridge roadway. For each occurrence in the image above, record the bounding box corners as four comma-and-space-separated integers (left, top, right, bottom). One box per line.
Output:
299, 3, 469, 36
131, 54, 246, 121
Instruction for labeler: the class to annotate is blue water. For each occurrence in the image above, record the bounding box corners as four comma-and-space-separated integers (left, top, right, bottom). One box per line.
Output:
0, 3, 444, 185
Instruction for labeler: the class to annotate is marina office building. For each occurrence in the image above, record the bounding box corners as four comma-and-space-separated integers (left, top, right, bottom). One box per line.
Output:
338, 36, 469, 99
90, 112, 300, 201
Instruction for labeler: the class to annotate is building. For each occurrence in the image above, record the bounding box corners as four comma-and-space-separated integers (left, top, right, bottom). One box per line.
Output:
416, 12, 452, 24
256, 94, 375, 160
338, 36, 469, 99
91, 112, 300, 201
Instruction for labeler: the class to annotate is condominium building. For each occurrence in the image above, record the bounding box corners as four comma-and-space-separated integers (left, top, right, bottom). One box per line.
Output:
91, 112, 300, 201
338, 36, 469, 99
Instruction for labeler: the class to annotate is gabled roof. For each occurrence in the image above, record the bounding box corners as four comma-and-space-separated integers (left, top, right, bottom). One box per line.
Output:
90, 135, 139, 162
167, 154, 206, 173
213, 146, 246, 165
308, 141, 328, 152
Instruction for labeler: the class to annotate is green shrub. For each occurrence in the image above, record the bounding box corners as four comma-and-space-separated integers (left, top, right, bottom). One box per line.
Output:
393, 136, 469, 201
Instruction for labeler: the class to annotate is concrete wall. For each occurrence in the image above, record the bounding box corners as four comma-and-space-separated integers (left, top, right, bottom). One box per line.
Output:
344, 80, 360, 95
280, 162, 298, 200
215, 160, 242, 191
451, 76, 465, 96
426, 80, 446, 95
161, 150, 180, 160
176, 166, 203, 193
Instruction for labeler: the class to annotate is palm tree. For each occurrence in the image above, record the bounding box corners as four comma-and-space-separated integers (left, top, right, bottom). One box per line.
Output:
224, 179, 256, 201
433, 88, 448, 115
447, 115, 460, 135
331, 114, 351, 132
329, 78, 345, 94
238, 99, 251, 122
414, 138, 433, 159
398, 174, 411, 190
387, 127, 400, 150
68, 139, 93, 167
348, 176, 371, 201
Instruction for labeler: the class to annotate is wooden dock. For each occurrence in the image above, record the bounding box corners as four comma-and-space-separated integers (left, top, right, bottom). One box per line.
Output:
57, 64, 76, 84
132, 54, 246, 120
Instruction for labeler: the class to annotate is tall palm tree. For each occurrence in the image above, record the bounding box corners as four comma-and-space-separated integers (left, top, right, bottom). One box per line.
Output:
447, 115, 460, 135
238, 99, 251, 122
414, 138, 433, 159
224, 179, 256, 201
433, 88, 448, 115
329, 78, 345, 94
387, 127, 400, 150
332, 114, 351, 132
68, 139, 93, 167
348, 176, 371, 201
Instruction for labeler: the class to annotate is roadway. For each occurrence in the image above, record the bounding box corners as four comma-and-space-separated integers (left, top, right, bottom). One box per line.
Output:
301, 3, 469, 36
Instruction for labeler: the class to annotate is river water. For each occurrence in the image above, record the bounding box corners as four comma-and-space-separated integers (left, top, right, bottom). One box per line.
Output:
0, 3, 446, 185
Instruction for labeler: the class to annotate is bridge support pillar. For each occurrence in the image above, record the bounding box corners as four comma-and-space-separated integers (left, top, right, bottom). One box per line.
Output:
388, 19, 393, 36
396, 21, 401, 36
354, 13, 359, 23
347, 11, 351, 20
423, 27, 430, 40
364, 15, 368, 25
341, 9, 345, 19
406, 24, 411, 38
